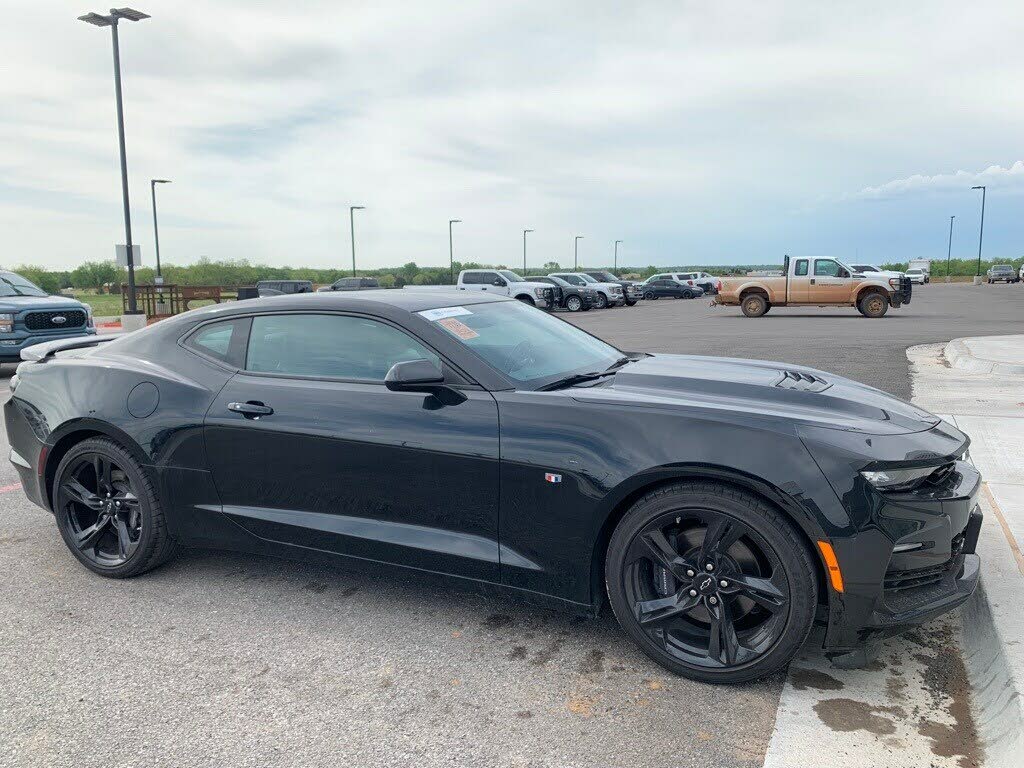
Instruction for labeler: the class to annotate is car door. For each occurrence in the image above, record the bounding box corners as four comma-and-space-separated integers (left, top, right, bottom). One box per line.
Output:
203, 311, 502, 580
812, 258, 853, 302
789, 258, 810, 302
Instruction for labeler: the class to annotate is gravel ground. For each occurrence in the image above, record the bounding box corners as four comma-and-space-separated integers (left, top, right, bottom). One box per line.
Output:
2, 281, 1021, 768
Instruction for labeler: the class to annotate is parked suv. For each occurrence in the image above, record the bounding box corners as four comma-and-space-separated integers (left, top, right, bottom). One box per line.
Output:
457, 270, 555, 309
0, 270, 94, 363
641, 278, 705, 300
527, 275, 594, 312
256, 280, 314, 297
318, 277, 380, 291
549, 272, 624, 308
645, 271, 718, 295
987, 265, 1019, 284
583, 271, 643, 306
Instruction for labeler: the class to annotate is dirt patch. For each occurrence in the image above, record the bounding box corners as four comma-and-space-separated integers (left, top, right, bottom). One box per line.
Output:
813, 698, 904, 736
789, 667, 844, 691
482, 613, 513, 630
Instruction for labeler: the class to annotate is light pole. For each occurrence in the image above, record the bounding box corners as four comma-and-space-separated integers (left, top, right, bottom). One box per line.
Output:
522, 229, 533, 273
945, 215, 955, 282
971, 186, 986, 280
150, 179, 171, 279
78, 7, 150, 315
349, 205, 365, 276
574, 235, 584, 270
614, 240, 622, 271
449, 219, 462, 284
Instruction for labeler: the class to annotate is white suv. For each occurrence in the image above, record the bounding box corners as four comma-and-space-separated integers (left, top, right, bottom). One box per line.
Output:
848, 264, 904, 280
457, 270, 556, 309
549, 272, 624, 308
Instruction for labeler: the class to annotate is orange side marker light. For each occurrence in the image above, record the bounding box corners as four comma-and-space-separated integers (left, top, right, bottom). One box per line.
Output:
816, 540, 844, 593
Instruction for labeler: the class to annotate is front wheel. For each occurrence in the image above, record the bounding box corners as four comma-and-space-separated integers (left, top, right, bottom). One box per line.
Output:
595, 293, 609, 309
605, 482, 817, 683
858, 291, 889, 318
52, 438, 178, 578
566, 295, 583, 312
681, 290, 693, 299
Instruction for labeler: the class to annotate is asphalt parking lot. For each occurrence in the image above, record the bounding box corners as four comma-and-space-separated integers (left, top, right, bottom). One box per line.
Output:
2, 281, 1021, 768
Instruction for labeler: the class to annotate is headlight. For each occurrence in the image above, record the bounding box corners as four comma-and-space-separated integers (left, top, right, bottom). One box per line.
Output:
888, 278, 900, 289
0, 313, 13, 333
534, 288, 546, 298
83, 304, 94, 327
860, 465, 944, 492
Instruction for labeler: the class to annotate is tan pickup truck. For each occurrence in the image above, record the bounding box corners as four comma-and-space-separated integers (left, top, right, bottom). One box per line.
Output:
713, 256, 912, 318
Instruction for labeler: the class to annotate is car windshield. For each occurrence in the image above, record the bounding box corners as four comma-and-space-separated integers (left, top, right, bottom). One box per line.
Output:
907, 269, 922, 274
498, 270, 526, 283
575, 274, 599, 284
418, 300, 621, 388
592, 271, 616, 281
994, 265, 1012, 271
852, 265, 877, 272
0, 271, 47, 297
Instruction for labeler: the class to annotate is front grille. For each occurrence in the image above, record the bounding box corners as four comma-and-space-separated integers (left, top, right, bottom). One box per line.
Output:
774, 370, 832, 393
885, 553, 962, 592
24, 310, 87, 331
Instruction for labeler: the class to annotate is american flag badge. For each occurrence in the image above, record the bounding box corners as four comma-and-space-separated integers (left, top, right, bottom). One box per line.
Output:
544, 473, 562, 484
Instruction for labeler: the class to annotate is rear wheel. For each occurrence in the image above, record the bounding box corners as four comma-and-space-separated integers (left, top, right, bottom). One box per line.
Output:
53, 438, 178, 578
858, 291, 888, 318
740, 294, 768, 317
606, 482, 817, 683
566, 295, 583, 312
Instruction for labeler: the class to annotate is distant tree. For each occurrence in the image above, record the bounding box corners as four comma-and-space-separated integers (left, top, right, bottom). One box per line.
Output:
542, 261, 560, 271
70, 261, 120, 291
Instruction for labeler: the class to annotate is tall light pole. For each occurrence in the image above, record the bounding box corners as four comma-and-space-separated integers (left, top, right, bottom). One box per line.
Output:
349, 205, 365, 276
78, 7, 150, 315
522, 229, 533, 273
614, 240, 622, 271
574, 235, 584, 270
449, 219, 462, 284
150, 179, 171, 279
945, 215, 955, 282
971, 186, 986, 279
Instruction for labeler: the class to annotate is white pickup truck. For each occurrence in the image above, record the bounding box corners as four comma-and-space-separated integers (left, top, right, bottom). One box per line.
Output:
457, 270, 556, 310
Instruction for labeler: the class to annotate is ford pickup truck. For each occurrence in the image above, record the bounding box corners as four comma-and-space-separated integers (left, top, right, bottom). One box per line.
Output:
714, 256, 912, 318
0, 270, 95, 363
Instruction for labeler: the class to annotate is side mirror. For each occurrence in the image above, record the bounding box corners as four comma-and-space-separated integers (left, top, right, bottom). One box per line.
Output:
385, 359, 466, 405
838, 269, 849, 278
492, 278, 506, 287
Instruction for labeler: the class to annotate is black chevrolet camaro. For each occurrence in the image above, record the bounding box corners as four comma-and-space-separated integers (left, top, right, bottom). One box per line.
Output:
5, 291, 982, 683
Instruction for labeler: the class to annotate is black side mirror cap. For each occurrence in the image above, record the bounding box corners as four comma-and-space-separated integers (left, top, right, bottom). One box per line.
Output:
385, 359, 466, 405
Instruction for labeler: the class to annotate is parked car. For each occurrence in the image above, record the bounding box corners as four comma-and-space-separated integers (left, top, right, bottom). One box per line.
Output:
0, 270, 94, 364
644, 272, 717, 295
526, 275, 594, 311
907, 259, 931, 282
255, 280, 314, 297
904, 269, 927, 285
642, 278, 705, 300
583, 271, 643, 305
457, 270, 555, 309
318, 277, 380, 291
987, 265, 1019, 284
716, 256, 912, 318
7, 290, 982, 683
549, 272, 624, 308
848, 264, 904, 280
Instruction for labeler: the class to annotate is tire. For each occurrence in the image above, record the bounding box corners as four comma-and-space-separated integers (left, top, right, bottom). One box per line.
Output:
740, 294, 768, 317
681, 290, 693, 299
858, 291, 888, 318
595, 293, 609, 309
566, 295, 583, 312
52, 438, 178, 578
625, 300, 638, 306
605, 481, 817, 684
644, 292, 656, 300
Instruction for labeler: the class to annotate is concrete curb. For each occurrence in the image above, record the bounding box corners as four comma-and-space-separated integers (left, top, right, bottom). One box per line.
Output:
945, 336, 1024, 375
963, 487, 1024, 768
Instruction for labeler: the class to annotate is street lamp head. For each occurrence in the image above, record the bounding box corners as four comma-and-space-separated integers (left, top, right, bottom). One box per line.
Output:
971, 185, 985, 190
111, 8, 150, 21
78, 12, 113, 26
152, 178, 171, 185
79, 8, 149, 25
524, 229, 534, 233
351, 205, 365, 211
450, 219, 461, 224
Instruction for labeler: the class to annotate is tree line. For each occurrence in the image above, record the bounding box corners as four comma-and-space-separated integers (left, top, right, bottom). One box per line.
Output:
5, 255, 1022, 293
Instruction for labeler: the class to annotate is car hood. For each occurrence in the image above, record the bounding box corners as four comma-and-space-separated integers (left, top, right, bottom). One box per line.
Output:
0, 294, 86, 312
569, 354, 939, 435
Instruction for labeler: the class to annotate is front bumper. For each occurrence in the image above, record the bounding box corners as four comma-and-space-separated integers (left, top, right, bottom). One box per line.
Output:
0, 327, 95, 362
823, 459, 982, 655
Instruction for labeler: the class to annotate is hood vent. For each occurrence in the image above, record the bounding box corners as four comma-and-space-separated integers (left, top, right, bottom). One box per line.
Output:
774, 370, 832, 393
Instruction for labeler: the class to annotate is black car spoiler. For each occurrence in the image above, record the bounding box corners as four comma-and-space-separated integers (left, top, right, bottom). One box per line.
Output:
20, 334, 121, 362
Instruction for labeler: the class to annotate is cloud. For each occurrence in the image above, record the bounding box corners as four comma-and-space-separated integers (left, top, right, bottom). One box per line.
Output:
854, 162, 1024, 200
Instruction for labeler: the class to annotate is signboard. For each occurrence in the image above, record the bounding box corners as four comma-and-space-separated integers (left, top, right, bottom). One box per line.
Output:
115, 244, 142, 267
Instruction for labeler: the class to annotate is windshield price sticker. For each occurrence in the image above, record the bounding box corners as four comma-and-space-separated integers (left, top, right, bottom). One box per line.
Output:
419, 306, 473, 321
437, 317, 479, 340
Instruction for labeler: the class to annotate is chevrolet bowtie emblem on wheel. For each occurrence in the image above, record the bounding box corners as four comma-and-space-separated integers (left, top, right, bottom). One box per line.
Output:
52, 316, 67, 324
544, 473, 562, 483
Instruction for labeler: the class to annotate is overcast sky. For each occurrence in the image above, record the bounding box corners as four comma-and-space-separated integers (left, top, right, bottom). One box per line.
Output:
2, 1, 1023, 271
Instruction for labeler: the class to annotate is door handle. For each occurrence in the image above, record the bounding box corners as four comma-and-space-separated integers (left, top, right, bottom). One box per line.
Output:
810, 279, 816, 285
228, 401, 274, 419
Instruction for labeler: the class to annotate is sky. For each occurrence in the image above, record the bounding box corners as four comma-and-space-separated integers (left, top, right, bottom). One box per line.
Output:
2, 1, 1023, 272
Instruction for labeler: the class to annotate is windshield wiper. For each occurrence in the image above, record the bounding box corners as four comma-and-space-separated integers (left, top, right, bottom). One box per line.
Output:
605, 355, 635, 372
536, 371, 615, 391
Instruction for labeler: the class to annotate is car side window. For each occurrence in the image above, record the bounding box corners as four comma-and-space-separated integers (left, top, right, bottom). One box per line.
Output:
814, 259, 841, 277
185, 318, 249, 366
480, 272, 500, 285
462, 272, 482, 285
794, 260, 809, 276
246, 314, 440, 381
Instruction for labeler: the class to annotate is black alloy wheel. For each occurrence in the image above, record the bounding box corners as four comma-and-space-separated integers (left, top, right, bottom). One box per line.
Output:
644, 291, 656, 300
681, 290, 693, 299
606, 482, 816, 683
53, 438, 178, 577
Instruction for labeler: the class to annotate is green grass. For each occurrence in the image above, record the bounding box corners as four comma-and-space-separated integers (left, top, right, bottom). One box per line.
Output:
72, 291, 123, 318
